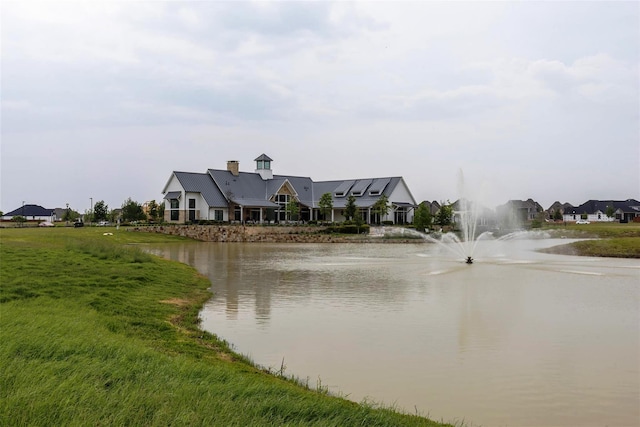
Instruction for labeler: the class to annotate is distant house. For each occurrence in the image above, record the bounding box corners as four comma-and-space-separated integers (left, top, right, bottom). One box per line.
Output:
547, 201, 574, 220
2, 204, 56, 222
451, 199, 494, 227
162, 154, 417, 224
563, 199, 640, 223
496, 199, 544, 223
420, 200, 442, 216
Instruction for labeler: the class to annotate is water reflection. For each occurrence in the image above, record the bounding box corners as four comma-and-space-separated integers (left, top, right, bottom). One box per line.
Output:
146, 240, 640, 427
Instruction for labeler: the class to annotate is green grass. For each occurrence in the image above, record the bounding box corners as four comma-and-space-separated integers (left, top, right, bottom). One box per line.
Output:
542, 222, 640, 258
0, 227, 451, 426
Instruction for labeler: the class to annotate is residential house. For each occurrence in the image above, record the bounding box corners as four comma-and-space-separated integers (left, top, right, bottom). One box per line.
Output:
563, 199, 640, 223
421, 200, 441, 217
496, 199, 544, 224
162, 154, 417, 224
1, 204, 56, 222
451, 199, 494, 228
547, 201, 574, 221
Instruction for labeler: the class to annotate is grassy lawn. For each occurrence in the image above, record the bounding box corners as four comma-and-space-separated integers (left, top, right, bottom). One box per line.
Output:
0, 227, 451, 427
541, 222, 640, 258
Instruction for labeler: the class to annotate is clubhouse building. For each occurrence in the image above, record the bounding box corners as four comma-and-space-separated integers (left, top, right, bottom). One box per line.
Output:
162, 154, 417, 224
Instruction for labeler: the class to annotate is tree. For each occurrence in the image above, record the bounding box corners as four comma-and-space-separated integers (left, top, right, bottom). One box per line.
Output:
553, 209, 563, 221
413, 203, 432, 232
436, 202, 453, 226
93, 200, 108, 222
108, 209, 120, 223
344, 195, 357, 221
606, 205, 615, 219
12, 215, 26, 227
372, 194, 390, 224
62, 208, 79, 222
147, 200, 159, 222
319, 192, 333, 221
157, 203, 165, 223
121, 198, 147, 222
286, 199, 299, 221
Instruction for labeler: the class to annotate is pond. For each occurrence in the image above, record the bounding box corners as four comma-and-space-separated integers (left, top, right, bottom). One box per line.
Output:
146, 238, 639, 426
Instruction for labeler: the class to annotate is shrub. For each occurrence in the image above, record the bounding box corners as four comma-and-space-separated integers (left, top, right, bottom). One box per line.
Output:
325, 224, 370, 234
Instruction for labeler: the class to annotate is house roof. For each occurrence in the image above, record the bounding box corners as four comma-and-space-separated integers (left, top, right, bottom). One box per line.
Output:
166, 161, 414, 210
254, 153, 273, 162
565, 199, 640, 215
5, 204, 54, 217
310, 177, 405, 208
174, 172, 228, 208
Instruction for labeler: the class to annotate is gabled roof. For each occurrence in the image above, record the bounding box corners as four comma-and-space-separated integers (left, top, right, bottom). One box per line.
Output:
5, 204, 53, 217
173, 171, 228, 208
254, 153, 273, 162
167, 163, 413, 210
208, 169, 280, 207
548, 201, 574, 212
565, 199, 640, 215
311, 177, 405, 209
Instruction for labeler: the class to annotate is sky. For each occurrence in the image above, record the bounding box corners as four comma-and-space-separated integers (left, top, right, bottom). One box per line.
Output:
2, 1, 638, 214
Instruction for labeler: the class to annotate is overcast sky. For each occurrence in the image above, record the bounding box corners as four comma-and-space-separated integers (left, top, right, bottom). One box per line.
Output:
2, 1, 638, 213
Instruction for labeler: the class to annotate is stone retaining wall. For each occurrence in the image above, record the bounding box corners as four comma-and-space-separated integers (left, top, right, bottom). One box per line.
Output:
131, 225, 421, 243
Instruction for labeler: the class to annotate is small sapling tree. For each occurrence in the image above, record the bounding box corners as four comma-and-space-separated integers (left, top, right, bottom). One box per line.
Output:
319, 192, 333, 222
344, 195, 357, 221
413, 203, 432, 232
372, 195, 390, 224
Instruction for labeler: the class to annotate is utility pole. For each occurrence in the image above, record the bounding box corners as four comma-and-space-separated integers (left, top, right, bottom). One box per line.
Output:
90, 197, 93, 226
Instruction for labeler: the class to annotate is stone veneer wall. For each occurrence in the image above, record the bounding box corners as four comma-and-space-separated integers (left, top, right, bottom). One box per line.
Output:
131, 225, 373, 243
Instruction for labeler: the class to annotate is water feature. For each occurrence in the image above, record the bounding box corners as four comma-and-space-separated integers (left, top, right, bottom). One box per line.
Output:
145, 240, 640, 427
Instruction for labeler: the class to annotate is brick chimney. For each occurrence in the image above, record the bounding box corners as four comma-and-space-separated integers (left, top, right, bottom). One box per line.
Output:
227, 160, 239, 176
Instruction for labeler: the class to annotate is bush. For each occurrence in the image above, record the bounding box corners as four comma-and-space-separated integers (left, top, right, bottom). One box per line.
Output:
325, 224, 370, 234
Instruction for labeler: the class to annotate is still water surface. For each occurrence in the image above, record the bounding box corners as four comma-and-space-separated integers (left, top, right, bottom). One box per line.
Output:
147, 239, 639, 426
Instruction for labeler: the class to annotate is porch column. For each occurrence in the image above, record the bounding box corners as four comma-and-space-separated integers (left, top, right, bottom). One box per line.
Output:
260, 208, 263, 223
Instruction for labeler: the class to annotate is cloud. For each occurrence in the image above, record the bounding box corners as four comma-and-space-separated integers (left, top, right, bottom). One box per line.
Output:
1, 1, 638, 212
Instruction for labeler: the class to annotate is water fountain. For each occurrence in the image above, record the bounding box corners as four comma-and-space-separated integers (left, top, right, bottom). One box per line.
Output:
414, 170, 496, 264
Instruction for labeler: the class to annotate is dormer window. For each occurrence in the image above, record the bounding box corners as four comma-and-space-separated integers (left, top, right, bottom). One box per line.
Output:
257, 159, 270, 170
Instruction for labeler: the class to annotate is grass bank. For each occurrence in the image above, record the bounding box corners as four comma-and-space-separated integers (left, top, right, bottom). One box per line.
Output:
0, 227, 451, 426
541, 222, 640, 258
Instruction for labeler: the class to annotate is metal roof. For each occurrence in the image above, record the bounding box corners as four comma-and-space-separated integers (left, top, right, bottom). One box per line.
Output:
174, 172, 228, 207
351, 179, 373, 195
170, 166, 412, 210
254, 153, 273, 162
164, 191, 181, 200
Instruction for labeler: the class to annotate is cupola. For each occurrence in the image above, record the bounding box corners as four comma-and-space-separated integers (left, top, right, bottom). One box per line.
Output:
254, 154, 273, 180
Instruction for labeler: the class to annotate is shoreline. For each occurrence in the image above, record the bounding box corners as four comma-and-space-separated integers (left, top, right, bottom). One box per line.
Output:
131, 224, 640, 258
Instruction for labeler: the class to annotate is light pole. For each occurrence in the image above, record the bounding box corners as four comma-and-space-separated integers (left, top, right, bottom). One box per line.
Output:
90, 197, 93, 226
